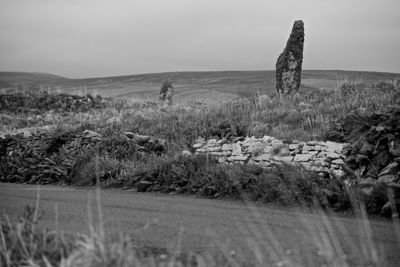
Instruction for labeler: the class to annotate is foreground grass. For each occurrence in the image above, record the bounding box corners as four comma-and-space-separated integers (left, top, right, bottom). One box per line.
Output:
1, 191, 397, 267
0, 204, 242, 267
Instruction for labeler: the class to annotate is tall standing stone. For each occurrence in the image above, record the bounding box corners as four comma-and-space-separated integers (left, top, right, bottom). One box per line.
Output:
276, 20, 305, 94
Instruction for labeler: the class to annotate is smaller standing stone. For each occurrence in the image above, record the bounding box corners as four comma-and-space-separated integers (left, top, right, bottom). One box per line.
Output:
159, 79, 174, 106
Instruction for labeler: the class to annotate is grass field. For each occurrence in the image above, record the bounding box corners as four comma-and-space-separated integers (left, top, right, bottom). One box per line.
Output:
1, 70, 399, 103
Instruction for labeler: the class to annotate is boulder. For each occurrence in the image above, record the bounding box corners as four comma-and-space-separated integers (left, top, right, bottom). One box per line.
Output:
323, 152, 341, 160
325, 141, 347, 153
193, 143, 203, 149
276, 147, 291, 156
253, 154, 272, 162
221, 144, 233, 151
227, 155, 249, 162
294, 154, 313, 162
133, 134, 151, 144
272, 155, 294, 162
389, 141, 400, 157
181, 150, 191, 157
330, 169, 346, 178
207, 147, 221, 152
378, 162, 399, 177
332, 158, 345, 165
288, 144, 300, 151
122, 132, 135, 139
302, 144, 313, 152
206, 139, 218, 146
231, 143, 242, 156
83, 130, 101, 139
194, 137, 206, 145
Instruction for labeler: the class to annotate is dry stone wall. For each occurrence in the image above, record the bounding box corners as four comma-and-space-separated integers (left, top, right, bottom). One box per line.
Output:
193, 136, 349, 179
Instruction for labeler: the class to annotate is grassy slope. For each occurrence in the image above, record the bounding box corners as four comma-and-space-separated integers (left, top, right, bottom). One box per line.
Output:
54, 70, 400, 102
1, 70, 398, 103
0, 71, 67, 88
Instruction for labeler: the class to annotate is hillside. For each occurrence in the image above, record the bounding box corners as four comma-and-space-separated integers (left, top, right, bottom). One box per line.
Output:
0, 71, 67, 89
1, 70, 399, 103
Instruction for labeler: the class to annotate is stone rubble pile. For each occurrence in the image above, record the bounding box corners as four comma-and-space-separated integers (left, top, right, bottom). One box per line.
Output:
0, 91, 107, 113
0, 130, 166, 184
0, 132, 87, 184
193, 136, 349, 179
332, 108, 400, 204
0, 125, 53, 139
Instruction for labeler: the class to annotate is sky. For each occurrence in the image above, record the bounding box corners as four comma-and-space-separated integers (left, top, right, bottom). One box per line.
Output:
0, 0, 399, 78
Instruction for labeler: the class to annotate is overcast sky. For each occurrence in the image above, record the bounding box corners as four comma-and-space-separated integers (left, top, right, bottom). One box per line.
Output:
1, 0, 399, 78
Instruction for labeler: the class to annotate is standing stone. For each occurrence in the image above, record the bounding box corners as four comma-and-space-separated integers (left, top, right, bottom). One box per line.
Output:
159, 79, 174, 106
276, 20, 305, 94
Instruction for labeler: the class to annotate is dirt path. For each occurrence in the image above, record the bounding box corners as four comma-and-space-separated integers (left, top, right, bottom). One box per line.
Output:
0, 183, 399, 266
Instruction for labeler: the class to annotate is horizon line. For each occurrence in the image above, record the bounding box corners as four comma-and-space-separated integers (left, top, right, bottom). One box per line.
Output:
1, 68, 399, 80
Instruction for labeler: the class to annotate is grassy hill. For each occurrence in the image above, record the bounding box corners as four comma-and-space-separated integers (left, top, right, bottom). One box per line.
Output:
1, 70, 399, 103
0, 71, 67, 89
